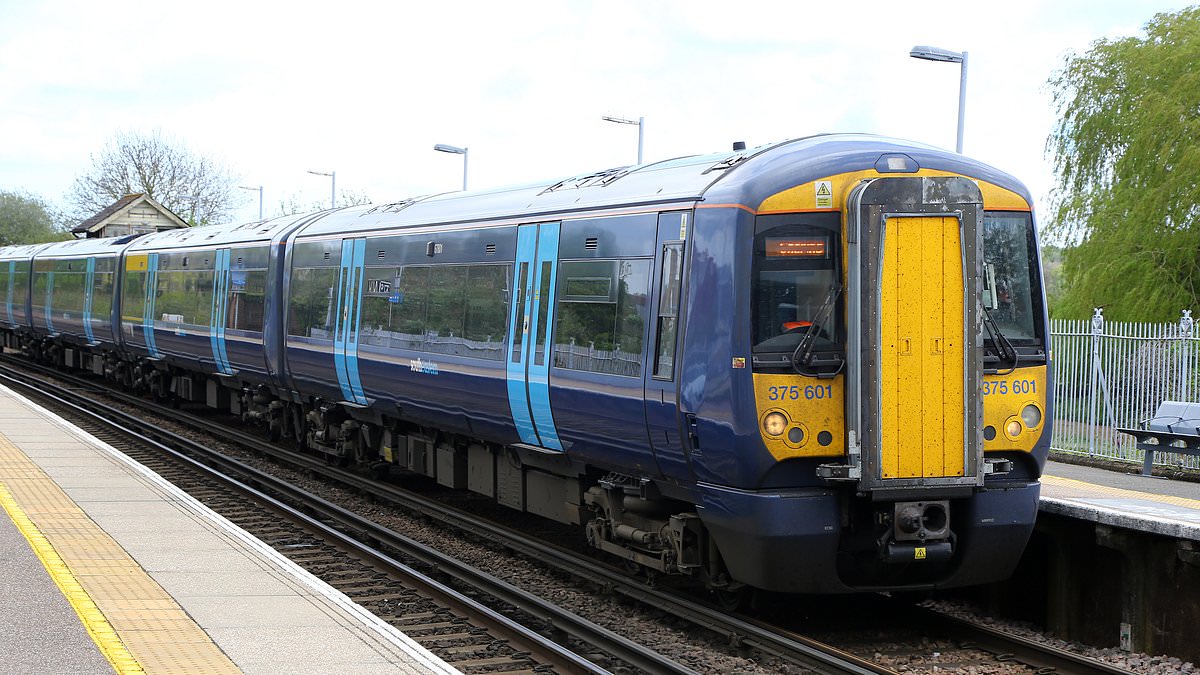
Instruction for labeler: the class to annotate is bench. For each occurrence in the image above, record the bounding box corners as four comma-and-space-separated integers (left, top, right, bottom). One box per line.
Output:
1116, 401, 1200, 476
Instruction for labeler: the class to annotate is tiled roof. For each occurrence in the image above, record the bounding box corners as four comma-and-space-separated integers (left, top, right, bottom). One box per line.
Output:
72, 193, 145, 234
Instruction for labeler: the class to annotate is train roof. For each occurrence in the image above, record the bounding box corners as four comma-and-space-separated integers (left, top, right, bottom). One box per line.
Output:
0, 241, 62, 262
30, 233, 144, 259
109, 133, 1035, 251
122, 211, 317, 253
291, 133, 1032, 240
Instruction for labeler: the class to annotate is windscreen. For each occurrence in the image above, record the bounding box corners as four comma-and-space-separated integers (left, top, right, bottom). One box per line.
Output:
751, 213, 841, 371
982, 211, 1043, 347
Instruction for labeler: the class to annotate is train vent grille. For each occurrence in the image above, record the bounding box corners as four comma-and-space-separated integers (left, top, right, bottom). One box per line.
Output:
485, 244, 497, 256
585, 237, 599, 250
236, 257, 244, 265
377, 250, 386, 260
323, 252, 331, 261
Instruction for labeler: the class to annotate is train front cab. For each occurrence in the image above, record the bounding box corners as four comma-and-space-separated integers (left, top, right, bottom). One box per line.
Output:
702, 173, 1048, 593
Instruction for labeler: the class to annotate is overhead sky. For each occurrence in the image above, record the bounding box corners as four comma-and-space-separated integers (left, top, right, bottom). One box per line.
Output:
0, 1, 1190, 225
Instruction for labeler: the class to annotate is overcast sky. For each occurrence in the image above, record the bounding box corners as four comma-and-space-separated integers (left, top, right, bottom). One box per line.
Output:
0, 1, 1190, 225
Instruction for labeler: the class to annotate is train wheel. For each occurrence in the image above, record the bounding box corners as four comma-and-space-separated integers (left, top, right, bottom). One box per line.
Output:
712, 586, 749, 612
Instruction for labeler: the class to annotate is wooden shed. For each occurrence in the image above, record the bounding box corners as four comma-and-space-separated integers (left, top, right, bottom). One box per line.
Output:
72, 194, 188, 239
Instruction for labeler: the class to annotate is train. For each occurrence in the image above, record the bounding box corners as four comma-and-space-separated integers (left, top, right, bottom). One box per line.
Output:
0, 134, 1051, 596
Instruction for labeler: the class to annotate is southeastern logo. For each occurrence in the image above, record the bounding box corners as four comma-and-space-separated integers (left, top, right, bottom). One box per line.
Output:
410, 358, 439, 375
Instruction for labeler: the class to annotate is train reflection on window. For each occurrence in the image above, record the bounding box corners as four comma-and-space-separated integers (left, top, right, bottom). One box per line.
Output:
554, 258, 651, 377
289, 251, 513, 362
982, 212, 1041, 345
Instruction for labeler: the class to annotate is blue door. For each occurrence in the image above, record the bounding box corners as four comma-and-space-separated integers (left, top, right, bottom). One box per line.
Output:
82, 257, 97, 344
333, 238, 368, 405
210, 248, 233, 374
505, 222, 564, 451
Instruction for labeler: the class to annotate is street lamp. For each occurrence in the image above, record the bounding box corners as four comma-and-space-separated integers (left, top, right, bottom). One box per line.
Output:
601, 115, 644, 165
238, 185, 263, 221
307, 169, 336, 209
909, 45, 967, 153
433, 144, 468, 191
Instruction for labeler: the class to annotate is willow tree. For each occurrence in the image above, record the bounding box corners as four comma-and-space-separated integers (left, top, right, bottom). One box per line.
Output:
1047, 7, 1200, 321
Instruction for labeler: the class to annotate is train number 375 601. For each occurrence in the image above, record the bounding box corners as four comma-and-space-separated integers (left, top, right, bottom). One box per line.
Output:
982, 379, 1037, 396
767, 384, 834, 401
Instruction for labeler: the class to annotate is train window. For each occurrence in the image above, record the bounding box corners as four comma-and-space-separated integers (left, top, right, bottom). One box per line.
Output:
982, 212, 1042, 347
554, 258, 652, 377
122, 269, 148, 328
287, 266, 340, 339
156, 269, 215, 330
653, 242, 684, 379
93, 258, 115, 322
533, 262, 553, 366
511, 263, 530, 362
464, 265, 510, 353
357, 263, 511, 360
751, 213, 842, 372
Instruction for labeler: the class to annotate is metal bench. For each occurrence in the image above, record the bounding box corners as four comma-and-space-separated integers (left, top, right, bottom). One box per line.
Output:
1117, 401, 1200, 476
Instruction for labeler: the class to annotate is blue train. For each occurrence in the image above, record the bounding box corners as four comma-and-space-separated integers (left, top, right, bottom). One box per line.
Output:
0, 134, 1051, 595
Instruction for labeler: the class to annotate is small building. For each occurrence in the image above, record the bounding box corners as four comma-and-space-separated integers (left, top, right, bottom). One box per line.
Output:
72, 193, 188, 239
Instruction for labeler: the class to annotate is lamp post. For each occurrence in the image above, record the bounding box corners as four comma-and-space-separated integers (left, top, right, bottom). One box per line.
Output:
601, 115, 644, 165
909, 45, 968, 153
433, 144, 468, 191
238, 185, 263, 221
307, 169, 336, 209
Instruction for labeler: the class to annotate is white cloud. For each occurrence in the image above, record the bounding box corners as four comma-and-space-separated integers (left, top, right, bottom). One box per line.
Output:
0, 0, 1191, 223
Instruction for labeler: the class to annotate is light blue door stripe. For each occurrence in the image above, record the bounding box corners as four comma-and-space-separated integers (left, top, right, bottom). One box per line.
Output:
83, 257, 96, 344
143, 253, 160, 357
44, 270, 55, 334
332, 241, 354, 402
6, 261, 15, 325
506, 226, 539, 445
217, 251, 231, 372
526, 224, 563, 451
332, 239, 368, 405
504, 223, 564, 451
345, 239, 367, 404
210, 249, 232, 374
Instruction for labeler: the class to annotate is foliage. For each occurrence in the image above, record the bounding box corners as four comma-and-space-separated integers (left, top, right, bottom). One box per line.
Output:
0, 190, 72, 245
68, 130, 240, 226
1046, 7, 1200, 321
272, 189, 372, 219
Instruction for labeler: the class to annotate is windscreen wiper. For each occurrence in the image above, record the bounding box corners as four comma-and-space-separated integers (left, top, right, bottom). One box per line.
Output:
982, 306, 1019, 375
791, 285, 842, 375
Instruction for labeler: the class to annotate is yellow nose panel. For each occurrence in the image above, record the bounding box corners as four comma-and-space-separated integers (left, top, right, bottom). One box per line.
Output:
880, 216, 965, 479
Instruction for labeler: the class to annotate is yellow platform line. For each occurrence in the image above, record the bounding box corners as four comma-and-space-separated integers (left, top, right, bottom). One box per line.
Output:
1043, 474, 1200, 510
0, 481, 142, 674
0, 433, 240, 674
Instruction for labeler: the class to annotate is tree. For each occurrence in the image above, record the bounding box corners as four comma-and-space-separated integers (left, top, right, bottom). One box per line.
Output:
68, 130, 240, 226
273, 189, 373, 218
0, 190, 72, 245
1046, 7, 1200, 321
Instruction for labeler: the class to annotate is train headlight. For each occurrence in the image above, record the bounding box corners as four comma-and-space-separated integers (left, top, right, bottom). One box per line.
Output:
1021, 404, 1042, 429
1005, 419, 1023, 438
763, 411, 788, 436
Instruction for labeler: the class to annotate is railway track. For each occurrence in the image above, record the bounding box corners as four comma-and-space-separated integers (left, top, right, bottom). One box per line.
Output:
0, 357, 1135, 674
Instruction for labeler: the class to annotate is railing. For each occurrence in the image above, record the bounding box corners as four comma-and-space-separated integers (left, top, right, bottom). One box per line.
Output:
1051, 308, 1200, 470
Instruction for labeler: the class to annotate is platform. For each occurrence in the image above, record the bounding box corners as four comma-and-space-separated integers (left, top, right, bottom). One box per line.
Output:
0, 383, 459, 675
1042, 459, 1200, 540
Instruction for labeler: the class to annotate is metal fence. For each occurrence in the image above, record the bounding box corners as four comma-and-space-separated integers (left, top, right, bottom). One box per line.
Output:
1050, 308, 1200, 469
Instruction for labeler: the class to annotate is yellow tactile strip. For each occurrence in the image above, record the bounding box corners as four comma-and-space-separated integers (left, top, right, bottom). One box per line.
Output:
1042, 474, 1200, 510
0, 434, 240, 674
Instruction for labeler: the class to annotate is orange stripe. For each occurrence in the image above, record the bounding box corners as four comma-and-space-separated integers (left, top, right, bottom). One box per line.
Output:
696, 203, 757, 215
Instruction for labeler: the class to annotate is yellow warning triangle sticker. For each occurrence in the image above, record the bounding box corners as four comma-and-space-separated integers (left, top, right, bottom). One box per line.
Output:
816, 183, 832, 196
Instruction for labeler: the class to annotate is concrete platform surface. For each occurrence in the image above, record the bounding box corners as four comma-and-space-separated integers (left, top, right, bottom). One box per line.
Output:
0, 383, 460, 675
1043, 459, 1200, 540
